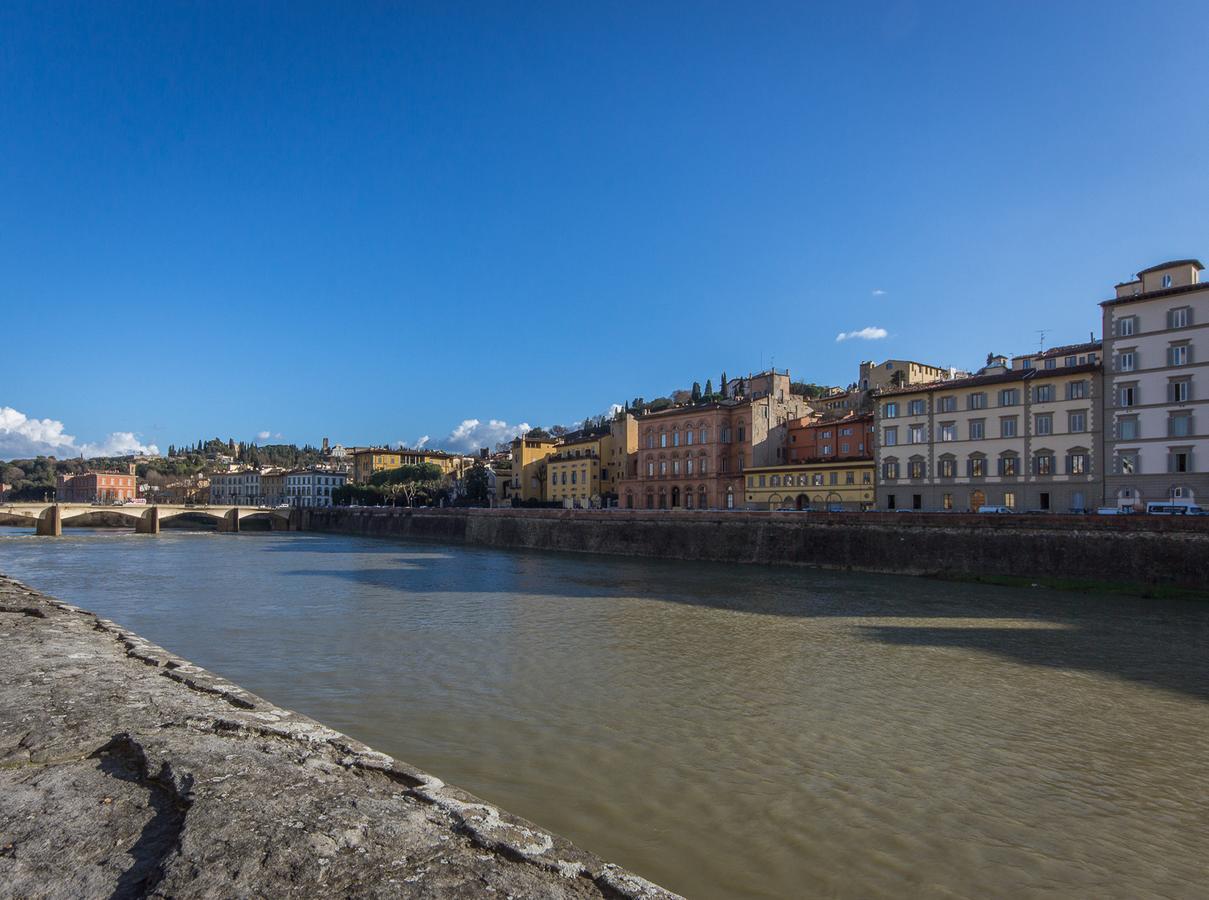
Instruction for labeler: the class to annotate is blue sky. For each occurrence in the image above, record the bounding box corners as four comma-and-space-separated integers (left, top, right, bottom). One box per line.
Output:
2, 1, 1206, 457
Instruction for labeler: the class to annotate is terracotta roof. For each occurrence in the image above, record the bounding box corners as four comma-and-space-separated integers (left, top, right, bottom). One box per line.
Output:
1017, 340, 1101, 360
1101, 280, 1209, 307
1135, 259, 1204, 276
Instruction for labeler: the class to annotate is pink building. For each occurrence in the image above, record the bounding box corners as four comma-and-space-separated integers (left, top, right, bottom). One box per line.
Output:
616, 370, 812, 509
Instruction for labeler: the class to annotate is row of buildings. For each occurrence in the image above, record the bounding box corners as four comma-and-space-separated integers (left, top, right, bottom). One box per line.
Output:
508, 257, 1207, 513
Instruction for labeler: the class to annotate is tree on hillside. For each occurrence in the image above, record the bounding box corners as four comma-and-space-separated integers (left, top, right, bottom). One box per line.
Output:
721, 371, 728, 398
691, 382, 702, 402
704, 379, 713, 398
370, 462, 445, 507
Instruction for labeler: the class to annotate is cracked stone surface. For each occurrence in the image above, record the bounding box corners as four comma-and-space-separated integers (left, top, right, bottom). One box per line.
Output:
0, 575, 680, 899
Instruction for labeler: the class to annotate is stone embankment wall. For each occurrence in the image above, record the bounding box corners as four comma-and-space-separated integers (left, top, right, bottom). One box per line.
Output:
0, 576, 679, 899
303, 507, 1209, 590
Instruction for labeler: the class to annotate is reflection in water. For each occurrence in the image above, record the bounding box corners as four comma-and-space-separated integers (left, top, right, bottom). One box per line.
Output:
1, 528, 1207, 899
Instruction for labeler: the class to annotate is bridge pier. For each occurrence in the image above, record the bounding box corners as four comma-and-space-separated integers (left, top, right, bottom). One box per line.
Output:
217, 508, 240, 533
135, 506, 160, 535
36, 505, 62, 537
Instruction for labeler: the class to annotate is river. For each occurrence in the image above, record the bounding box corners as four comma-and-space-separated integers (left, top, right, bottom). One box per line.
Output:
1, 527, 1206, 899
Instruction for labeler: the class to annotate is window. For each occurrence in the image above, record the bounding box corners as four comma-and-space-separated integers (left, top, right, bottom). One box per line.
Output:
883, 427, 898, 447
672, 430, 680, 447
1064, 356, 1077, 368
1119, 385, 1137, 407
1168, 307, 1191, 329
1068, 411, 1086, 433
1169, 380, 1191, 403
1118, 316, 1136, 337
938, 457, 956, 478
1169, 449, 1191, 473
737, 426, 745, 442
939, 396, 957, 413
813, 473, 824, 486
1003, 491, 1016, 509
969, 419, 985, 440
685, 430, 694, 445
1169, 413, 1193, 438
845, 471, 854, 485
908, 399, 926, 416
686, 459, 694, 475
659, 461, 667, 475
1118, 450, 1139, 475
830, 472, 839, 485
1000, 417, 1017, 438
1119, 417, 1139, 440
968, 393, 986, 410
908, 459, 925, 479
999, 389, 1019, 407
1117, 350, 1136, 373
968, 457, 986, 477
1168, 343, 1190, 366
1066, 452, 1088, 475
700, 428, 708, 443
672, 460, 680, 475
940, 423, 956, 442
942, 493, 953, 510
1045, 357, 1057, 370
760, 475, 768, 487
884, 402, 899, 418
1034, 453, 1053, 475
882, 461, 899, 480
823, 444, 833, 455
647, 461, 654, 477
887, 494, 896, 510
1021, 359, 1033, 369
908, 425, 926, 444
1162, 274, 1173, 288
1035, 384, 1054, 403
862, 471, 872, 484
1031, 413, 1052, 436
998, 455, 1019, 476
700, 458, 708, 475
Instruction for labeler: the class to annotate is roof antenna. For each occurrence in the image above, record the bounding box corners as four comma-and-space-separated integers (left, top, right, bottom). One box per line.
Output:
1036, 329, 1049, 352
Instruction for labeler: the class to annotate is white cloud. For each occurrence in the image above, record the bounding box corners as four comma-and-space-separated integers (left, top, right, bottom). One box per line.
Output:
442, 418, 531, 452
871, 289, 886, 296
414, 435, 430, 449
836, 326, 889, 342
0, 406, 158, 460
256, 430, 272, 441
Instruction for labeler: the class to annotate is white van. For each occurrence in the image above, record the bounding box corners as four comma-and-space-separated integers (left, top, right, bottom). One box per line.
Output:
977, 505, 1014, 514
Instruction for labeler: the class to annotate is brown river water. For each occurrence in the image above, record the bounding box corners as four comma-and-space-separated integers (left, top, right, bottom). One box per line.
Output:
1, 528, 1206, 898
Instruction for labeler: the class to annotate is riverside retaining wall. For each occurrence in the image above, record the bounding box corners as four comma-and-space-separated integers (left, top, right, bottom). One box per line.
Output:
302, 507, 1209, 591
0, 575, 678, 899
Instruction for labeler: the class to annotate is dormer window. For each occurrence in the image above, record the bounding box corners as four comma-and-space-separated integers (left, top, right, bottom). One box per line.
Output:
1162, 274, 1173, 288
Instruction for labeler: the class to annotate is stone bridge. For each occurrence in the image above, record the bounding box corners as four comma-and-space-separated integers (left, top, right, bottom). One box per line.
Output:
0, 503, 300, 536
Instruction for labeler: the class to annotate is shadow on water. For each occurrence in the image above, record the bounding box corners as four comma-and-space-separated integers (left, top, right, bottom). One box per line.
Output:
277, 541, 1209, 703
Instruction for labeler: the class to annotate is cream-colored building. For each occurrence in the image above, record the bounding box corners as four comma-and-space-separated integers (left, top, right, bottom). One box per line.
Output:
859, 359, 950, 394
1102, 258, 1208, 508
875, 344, 1102, 512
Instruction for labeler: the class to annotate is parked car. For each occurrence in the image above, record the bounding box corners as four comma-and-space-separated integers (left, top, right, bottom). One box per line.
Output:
1096, 506, 1132, 515
977, 505, 1015, 514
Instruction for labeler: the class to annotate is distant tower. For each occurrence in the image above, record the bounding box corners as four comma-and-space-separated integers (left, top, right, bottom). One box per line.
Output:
322, 437, 330, 454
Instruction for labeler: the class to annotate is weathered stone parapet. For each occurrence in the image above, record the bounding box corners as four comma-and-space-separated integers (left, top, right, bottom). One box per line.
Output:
0, 575, 679, 899
303, 507, 1209, 591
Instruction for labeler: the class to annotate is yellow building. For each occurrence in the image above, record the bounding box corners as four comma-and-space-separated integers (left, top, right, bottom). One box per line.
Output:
743, 460, 875, 511
352, 448, 402, 484
545, 435, 603, 506
510, 434, 558, 502
599, 414, 638, 502
397, 449, 475, 479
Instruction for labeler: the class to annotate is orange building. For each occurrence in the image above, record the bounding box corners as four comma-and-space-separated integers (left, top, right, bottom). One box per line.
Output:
56, 469, 138, 502
786, 413, 875, 463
